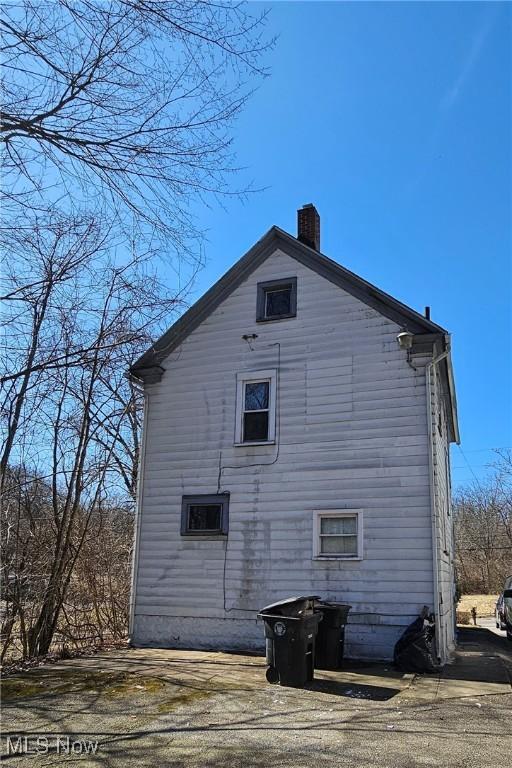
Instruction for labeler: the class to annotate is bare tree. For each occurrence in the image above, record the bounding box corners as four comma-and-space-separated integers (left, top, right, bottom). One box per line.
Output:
0, 215, 111, 481
1, 1, 273, 661
453, 464, 512, 593
1, 467, 133, 661
1, 0, 272, 252
1, 467, 55, 661
492, 448, 512, 548
0, 214, 183, 658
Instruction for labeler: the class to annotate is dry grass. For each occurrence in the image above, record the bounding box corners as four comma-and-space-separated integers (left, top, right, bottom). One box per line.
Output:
457, 594, 498, 617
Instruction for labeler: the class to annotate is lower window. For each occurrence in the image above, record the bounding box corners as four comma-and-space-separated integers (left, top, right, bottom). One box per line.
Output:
313, 510, 363, 559
181, 494, 229, 536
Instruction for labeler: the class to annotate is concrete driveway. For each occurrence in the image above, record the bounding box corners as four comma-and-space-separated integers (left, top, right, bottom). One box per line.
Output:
477, 615, 508, 638
1, 627, 510, 767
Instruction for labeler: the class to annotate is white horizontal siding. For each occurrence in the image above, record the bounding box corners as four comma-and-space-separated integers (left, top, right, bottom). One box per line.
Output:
132, 247, 435, 659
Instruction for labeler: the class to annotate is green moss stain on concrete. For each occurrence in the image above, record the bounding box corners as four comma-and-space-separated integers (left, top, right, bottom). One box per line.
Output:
1, 678, 43, 699
1, 662, 258, 713
1, 669, 167, 701
157, 688, 212, 713
105, 673, 166, 697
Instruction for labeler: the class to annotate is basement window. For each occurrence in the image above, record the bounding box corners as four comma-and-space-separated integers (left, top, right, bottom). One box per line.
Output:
313, 510, 363, 560
256, 277, 297, 321
235, 369, 277, 445
181, 494, 229, 536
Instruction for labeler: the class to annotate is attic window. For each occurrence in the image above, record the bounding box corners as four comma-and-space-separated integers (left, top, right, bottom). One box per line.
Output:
256, 278, 297, 321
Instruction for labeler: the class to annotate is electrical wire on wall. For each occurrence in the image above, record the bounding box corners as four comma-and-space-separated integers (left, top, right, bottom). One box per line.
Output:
220, 340, 281, 614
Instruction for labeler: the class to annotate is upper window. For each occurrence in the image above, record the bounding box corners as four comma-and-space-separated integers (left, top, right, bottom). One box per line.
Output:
181, 494, 229, 536
235, 369, 277, 445
256, 277, 297, 322
313, 510, 363, 560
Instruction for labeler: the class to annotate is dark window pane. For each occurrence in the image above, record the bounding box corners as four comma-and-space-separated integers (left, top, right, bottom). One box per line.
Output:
188, 504, 221, 531
243, 411, 269, 441
265, 288, 291, 317
244, 381, 269, 410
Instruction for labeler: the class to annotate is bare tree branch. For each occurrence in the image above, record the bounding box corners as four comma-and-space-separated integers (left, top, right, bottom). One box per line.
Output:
1, 0, 273, 253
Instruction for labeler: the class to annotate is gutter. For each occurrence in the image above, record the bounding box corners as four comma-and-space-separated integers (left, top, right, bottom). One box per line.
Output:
445, 351, 460, 445
426, 338, 450, 664
128, 387, 149, 641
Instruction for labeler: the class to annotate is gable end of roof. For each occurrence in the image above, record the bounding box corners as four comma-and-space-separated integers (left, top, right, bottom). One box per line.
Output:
130, 226, 447, 380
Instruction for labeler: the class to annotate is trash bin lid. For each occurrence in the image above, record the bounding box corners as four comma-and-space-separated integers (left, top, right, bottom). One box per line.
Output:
259, 595, 321, 616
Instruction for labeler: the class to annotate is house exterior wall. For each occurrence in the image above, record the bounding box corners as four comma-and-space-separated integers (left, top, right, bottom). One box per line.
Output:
131, 247, 438, 660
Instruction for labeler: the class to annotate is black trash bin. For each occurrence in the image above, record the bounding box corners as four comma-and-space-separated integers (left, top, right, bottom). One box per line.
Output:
314, 602, 351, 670
258, 596, 322, 687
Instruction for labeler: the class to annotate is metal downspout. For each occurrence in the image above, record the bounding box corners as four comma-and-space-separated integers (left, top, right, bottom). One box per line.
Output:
128, 389, 149, 641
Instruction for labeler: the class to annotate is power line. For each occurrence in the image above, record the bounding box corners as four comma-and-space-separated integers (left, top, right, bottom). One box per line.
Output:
452, 447, 511, 453
452, 464, 495, 470
456, 445, 486, 490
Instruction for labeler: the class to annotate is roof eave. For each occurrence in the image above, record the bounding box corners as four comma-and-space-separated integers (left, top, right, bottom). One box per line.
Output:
276, 228, 448, 334
130, 227, 281, 379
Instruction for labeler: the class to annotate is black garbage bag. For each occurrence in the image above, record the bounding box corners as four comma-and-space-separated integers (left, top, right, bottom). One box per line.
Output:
393, 615, 441, 673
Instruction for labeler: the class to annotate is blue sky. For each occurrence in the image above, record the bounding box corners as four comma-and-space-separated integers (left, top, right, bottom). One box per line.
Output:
186, 1, 511, 489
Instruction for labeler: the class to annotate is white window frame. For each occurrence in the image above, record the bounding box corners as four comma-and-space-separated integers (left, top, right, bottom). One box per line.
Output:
313, 509, 363, 560
235, 369, 277, 446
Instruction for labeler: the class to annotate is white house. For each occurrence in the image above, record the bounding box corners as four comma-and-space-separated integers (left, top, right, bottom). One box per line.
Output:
129, 205, 459, 663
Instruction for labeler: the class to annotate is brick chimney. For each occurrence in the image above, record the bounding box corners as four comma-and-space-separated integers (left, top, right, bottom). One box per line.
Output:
297, 204, 320, 251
